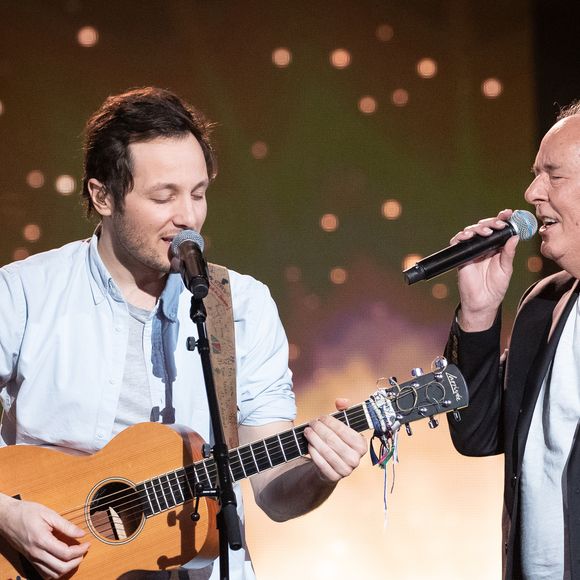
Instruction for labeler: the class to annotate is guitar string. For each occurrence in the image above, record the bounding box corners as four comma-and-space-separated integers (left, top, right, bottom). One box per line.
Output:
59, 385, 447, 534
57, 387, 448, 534
55, 408, 372, 532
60, 413, 372, 532
55, 383, 448, 534
58, 380, 442, 525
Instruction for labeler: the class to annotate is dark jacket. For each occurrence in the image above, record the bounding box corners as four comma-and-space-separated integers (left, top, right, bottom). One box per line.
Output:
446, 271, 580, 579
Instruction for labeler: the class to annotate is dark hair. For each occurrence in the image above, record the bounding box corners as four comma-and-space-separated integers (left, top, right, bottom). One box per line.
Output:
81, 87, 216, 215
557, 100, 580, 121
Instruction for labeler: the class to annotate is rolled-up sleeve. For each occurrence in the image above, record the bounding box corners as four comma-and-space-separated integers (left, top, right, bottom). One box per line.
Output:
232, 273, 296, 426
0, 266, 26, 404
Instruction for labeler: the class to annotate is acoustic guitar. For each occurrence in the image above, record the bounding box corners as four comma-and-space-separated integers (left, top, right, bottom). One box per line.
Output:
0, 360, 468, 579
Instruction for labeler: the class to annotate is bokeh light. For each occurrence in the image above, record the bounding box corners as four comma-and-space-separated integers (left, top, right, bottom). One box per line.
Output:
77, 26, 99, 47
12, 248, 29, 261
55, 175, 76, 195
527, 255, 543, 273
285, 265, 302, 283
381, 199, 402, 220
330, 48, 351, 69
358, 96, 377, 114
376, 23, 394, 42
431, 283, 449, 299
23, 223, 41, 242
320, 213, 339, 232
251, 141, 269, 159
0, 100, 4, 116
402, 253, 422, 271
272, 47, 292, 68
26, 170, 45, 189
288, 343, 300, 361
392, 88, 409, 106
330, 267, 348, 284
482, 77, 503, 98
417, 58, 438, 78
304, 294, 320, 310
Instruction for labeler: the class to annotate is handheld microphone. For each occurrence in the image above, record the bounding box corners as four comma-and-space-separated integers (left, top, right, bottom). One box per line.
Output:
170, 230, 209, 299
403, 209, 538, 285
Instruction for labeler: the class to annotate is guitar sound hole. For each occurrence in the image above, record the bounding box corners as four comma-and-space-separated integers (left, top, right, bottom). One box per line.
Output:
88, 480, 144, 543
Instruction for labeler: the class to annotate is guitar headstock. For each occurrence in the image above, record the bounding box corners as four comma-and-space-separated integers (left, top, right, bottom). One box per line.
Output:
367, 357, 468, 435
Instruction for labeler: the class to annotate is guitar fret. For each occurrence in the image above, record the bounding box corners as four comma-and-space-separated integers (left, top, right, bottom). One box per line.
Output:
252, 440, 272, 471
181, 466, 195, 500
262, 439, 273, 467
158, 477, 171, 510
228, 450, 245, 481
280, 431, 301, 460
343, 409, 351, 427
202, 460, 212, 485
236, 448, 248, 478
138, 482, 155, 516
169, 471, 184, 504
165, 474, 177, 506
292, 430, 301, 452
294, 426, 308, 454
238, 446, 258, 476
145, 479, 161, 514
277, 434, 288, 462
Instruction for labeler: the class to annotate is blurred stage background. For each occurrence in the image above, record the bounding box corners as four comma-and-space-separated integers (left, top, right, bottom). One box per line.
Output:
1, 1, 579, 578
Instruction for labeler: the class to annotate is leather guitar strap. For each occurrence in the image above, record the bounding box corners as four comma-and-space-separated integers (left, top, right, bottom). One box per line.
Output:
204, 263, 239, 449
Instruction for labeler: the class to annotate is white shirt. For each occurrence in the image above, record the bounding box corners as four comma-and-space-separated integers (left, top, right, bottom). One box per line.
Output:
521, 296, 580, 579
0, 234, 296, 579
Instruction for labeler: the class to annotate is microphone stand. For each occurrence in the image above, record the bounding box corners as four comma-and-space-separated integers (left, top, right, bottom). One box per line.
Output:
187, 296, 242, 580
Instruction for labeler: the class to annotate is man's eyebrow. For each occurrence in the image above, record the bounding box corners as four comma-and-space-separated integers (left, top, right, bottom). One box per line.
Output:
145, 179, 209, 193
531, 162, 561, 174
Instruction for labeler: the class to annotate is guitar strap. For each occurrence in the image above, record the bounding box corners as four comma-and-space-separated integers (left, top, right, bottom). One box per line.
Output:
204, 263, 239, 449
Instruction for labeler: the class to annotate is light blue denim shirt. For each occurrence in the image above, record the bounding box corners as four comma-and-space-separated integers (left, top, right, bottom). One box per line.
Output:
0, 234, 296, 578
0, 234, 296, 451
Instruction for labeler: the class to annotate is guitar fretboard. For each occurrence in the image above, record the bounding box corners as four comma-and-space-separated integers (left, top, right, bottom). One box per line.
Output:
136, 402, 371, 517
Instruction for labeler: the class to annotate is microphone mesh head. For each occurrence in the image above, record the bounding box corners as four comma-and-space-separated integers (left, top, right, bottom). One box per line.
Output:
509, 210, 538, 241
170, 229, 205, 257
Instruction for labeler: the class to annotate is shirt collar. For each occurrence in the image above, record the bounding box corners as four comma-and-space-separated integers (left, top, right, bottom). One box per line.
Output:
86, 229, 185, 318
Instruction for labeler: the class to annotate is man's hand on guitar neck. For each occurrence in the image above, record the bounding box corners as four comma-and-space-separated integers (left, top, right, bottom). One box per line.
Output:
241, 398, 367, 522
304, 397, 368, 483
0, 493, 90, 579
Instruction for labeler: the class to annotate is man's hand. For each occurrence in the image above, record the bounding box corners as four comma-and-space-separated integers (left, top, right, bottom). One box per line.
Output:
0, 495, 90, 579
303, 398, 367, 483
451, 209, 519, 332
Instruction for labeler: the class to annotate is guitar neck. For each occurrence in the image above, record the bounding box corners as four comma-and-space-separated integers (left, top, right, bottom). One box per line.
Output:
225, 403, 371, 483
135, 404, 371, 517
136, 364, 466, 516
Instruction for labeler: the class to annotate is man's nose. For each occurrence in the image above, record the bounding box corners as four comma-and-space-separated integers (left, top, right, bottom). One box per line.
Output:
524, 174, 548, 206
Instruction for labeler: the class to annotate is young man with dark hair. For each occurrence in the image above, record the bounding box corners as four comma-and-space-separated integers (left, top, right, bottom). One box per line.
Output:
0, 87, 366, 579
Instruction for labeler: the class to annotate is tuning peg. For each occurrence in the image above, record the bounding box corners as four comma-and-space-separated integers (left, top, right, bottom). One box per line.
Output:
405, 424, 413, 436
410, 368, 424, 377
428, 416, 439, 429
431, 356, 448, 375
388, 376, 398, 388
452, 411, 462, 422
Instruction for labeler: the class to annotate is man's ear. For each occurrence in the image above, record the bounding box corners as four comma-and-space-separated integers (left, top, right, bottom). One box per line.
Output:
87, 178, 113, 217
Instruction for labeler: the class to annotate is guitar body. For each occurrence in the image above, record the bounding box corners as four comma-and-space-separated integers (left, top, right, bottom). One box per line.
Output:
0, 423, 219, 579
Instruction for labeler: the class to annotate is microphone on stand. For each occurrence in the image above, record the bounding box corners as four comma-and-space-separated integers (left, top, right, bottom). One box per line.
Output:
403, 209, 538, 285
170, 229, 209, 300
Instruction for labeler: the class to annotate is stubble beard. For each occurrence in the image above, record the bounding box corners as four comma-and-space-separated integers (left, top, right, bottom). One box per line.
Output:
112, 212, 171, 276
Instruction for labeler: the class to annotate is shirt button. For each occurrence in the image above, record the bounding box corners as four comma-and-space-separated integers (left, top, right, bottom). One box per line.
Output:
96, 433, 104, 440
115, 326, 122, 333
109, 378, 116, 384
